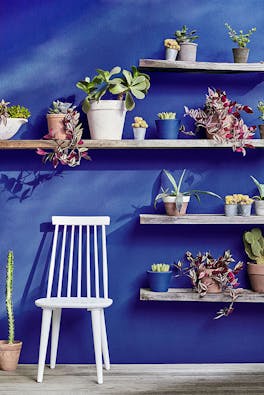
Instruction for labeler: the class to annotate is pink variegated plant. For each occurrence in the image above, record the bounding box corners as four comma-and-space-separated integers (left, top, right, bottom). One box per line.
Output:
37, 109, 90, 168
175, 250, 243, 319
184, 88, 256, 156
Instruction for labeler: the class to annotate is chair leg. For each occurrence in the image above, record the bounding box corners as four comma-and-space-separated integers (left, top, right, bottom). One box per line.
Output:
37, 308, 52, 383
50, 308, 62, 369
91, 309, 103, 384
100, 310, 110, 370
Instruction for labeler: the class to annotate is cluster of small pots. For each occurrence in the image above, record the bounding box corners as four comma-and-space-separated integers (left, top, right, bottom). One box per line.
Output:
224, 194, 264, 217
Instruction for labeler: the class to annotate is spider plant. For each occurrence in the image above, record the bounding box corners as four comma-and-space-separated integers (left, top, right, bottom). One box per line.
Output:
251, 175, 264, 200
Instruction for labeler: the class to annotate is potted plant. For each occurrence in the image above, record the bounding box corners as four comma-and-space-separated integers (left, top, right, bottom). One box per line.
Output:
239, 195, 254, 216
250, 176, 264, 216
164, 39, 180, 61
147, 263, 172, 292
243, 228, 264, 292
76, 66, 150, 140
154, 169, 221, 216
37, 108, 90, 168
132, 116, 148, 140
225, 194, 253, 216
225, 23, 256, 63
257, 101, 264, 139
0, 99, 30, 140
175, 250, 243, 319
155, 112, 180, 139
184, 87, 256, 156
0, 251, 22, 371
225, 194, 238, 216
174, 25, 198, 61
46, 100, 76, 140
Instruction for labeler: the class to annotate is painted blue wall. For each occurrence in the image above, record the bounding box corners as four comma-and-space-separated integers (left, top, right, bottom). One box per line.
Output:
0, 0, 264, 364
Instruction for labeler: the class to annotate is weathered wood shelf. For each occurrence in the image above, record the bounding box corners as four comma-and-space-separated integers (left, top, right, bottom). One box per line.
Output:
140, 288, 264, 303
1, 139, 264, 150
139, 59, 264, 73
140, 214, 264, 225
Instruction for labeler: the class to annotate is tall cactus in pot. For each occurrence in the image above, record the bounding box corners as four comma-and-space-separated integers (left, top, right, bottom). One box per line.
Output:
6, 251, 15, 344
243, 228, 264, 292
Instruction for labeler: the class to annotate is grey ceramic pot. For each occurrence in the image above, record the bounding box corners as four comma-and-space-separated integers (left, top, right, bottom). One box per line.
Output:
224, 204, 238, 217
239, 204, 252, 217
232, 48, 249, 63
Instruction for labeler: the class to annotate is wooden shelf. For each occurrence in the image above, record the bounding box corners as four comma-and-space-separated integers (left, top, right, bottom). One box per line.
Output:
1, 139, 264, 150
140, 214, 264, 225
140, 288, 264, 303
139, 59, 264, 73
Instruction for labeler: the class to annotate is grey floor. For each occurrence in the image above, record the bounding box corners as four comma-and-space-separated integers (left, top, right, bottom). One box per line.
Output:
0, 364, 264, 395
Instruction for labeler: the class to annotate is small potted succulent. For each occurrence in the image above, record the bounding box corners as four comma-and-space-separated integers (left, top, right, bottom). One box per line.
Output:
225, 194, 253, 216
243, 228, 264, 292
225, 194, 238, 216
175, 250, 243, 318
225, 23, 256, 63
47, 100, 76, 140
164, 39, 180, 61
184, 87, 256, 156
250, 176, 264, 216
257, 101, 264, 139
147, 263, 172, 292
155, 112, 180, 139
174, 25, 198, 61
76, 66, 150, 140
0, 99, 30, 139
0, 251, 22, 371
132, 116, 148, 140
238, 195, 254, 216
154, 169, 221, 216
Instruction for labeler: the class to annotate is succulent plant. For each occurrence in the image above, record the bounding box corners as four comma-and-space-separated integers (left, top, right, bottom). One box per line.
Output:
0, 99, 10, 126
7, 105, 31, 119
174, 25, 198, 44
225, 23, 256, 48
132, 116, 148, 128
6, 251, 15, 344
164, 39, 180, 50
251, 175, 264, 200
48, 100, 76, 114
257, 101, 264, 122
151, 263, 171, 272
243, 228, 264, 264
157, 112, 176, 120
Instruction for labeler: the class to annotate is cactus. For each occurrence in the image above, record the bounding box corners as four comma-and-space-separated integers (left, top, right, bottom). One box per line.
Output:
157, 112, 176, 120
6, 251, 15, 344
151, 263, 171, 272
48, 100, 76, 114
243, 228, 264, 264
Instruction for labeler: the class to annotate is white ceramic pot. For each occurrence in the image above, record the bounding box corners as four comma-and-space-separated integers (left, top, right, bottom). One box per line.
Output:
165, 48, 178, 61
0, 118, 28, 140
133, 127, 146, 140
255, 200, 264, 216
86, 100, 126, 140
177, 43, 197, 62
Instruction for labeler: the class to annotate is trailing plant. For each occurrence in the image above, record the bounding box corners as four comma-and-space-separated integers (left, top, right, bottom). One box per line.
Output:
250, 175, 264, 200
37, 109, 90, 168
225, 23, 256, 48
164, 39, 180, 50
157, 112, 176, 120
6, 251, 15, 344
76, 66, 150, 112
184, 87, 256, 156
151, 263, 171, 272
175, 250, 243, 319
132, 116, 148, 128
243, 228, 264, 264
257, 101, 264, 122
174, 25, 198, 43
48, 100, 76, 114
0, 100, 30, 125
154, 169, 221, 208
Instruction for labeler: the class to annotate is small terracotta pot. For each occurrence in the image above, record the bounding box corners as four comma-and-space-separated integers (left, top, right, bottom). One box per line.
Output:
232, 48, 249, 63
247, 263, 264, 293
200, 269, 222, 293
0, 340, 22, 371
259, 124, 264, 139
46, 114, 67, 139
163, 195, 190, 216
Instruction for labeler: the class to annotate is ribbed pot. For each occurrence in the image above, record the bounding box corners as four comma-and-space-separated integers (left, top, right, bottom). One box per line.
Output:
239, 204, 252, 217
232, 48, 249, 63
46, 114, 67, 139
155, 119, 180, 139
247, 263, 264, 293
163, 195, 190, 216
0, 340, 22, 371
225, 204, 238, 217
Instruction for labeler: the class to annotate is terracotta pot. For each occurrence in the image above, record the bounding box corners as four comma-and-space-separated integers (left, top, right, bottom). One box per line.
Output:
259, 124, 264, 139
232, 48, 249, 63
163, 195, 190, 216
200, 269, 222, 293
46, 114, 67, 139
247, 263, 264, 292
0, 340, 22, 371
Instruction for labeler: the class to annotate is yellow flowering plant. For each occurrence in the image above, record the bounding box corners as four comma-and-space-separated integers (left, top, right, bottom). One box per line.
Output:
132, 116, 148, 128
164, 39, 180, 50
225, 194, 253, 205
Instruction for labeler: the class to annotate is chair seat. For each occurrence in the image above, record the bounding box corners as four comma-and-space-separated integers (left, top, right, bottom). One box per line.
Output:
35, 297, 113, 310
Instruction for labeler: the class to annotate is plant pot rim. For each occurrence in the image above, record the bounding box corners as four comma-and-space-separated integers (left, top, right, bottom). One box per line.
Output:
162, 195, 190, 203
232, 47, 249, 51
4, 118, 28, 123
147, 270, 172, 274
180, 42, 198, 47
89, 100, 126, 111
155, 119, 179, 122
46, 113, 66, 118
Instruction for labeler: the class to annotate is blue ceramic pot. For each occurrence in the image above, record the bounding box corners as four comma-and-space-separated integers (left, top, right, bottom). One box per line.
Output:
155, 119, 180, 139
147, 271, 172, 292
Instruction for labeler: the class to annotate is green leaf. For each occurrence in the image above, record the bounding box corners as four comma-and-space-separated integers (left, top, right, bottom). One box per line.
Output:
177, 169, 186, 194
125, 91, 135, 111
132, 75, 145, 85
109, 78, 124, 84
131, 81, 147, 91
109, 66, 121, 76
130, 87, 145, 99
82, 97, 90, 113
154, 191, 168, 208
123, 70, 133, 85
189, 190, 222, 199
109, 84, 127, 95
164, 170, 178, 194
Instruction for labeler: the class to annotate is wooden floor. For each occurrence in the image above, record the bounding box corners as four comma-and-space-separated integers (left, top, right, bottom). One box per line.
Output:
0, 364, 264, 395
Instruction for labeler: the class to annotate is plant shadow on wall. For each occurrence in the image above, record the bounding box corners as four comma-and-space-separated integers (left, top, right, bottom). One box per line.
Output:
0, 170, 63, 202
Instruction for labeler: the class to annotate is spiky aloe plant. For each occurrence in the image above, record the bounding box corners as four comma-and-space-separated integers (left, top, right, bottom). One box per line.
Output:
6, 251, 14, 344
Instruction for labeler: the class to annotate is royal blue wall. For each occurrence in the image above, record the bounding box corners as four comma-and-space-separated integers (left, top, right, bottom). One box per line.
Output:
0, 0, 264, 364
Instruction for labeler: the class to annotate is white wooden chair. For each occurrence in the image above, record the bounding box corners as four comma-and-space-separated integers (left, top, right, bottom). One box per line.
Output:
35, 216, 112, 384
